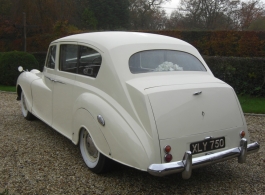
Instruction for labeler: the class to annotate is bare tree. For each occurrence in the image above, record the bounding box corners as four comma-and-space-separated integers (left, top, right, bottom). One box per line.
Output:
167, 0, 265, 30
177, 0, 235, 30
166, 10, 184, 29
231, 0, 265, 30
129, 0, 171, 30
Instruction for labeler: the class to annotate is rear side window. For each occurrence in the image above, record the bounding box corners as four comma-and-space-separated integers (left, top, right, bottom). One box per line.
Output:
60, 44, 79, 73
46, 45, 56, 69
78, 46, 102, 77
59, 44, 102, 78
129, 50, 206, 74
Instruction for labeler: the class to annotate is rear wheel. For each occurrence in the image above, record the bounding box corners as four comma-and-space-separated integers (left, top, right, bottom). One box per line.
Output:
21, 91, 34, 120
79, 128, 110, 173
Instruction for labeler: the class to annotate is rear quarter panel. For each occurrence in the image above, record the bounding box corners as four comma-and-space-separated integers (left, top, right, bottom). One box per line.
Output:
72, 92, 160, 171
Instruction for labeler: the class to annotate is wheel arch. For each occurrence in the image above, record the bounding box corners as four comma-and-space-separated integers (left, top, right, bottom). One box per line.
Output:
16, 72, 36, 111
72, 108, 112, 159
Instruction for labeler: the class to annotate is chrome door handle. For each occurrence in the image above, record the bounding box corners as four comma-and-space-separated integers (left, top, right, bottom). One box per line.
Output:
193, 91, 202, 95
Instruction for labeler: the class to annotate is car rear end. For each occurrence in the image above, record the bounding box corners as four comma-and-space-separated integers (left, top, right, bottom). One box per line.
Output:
126, 49, 260, 179
146, 81, 247, 159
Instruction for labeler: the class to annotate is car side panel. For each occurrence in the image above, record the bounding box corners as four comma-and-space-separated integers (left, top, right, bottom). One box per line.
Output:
31, 75, 53, 125
52, 71, 76, 140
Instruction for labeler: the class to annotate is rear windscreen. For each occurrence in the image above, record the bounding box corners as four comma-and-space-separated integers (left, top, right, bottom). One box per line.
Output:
129, 50, 206, 74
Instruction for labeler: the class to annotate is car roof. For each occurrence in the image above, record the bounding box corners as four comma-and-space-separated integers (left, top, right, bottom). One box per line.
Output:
52, 31, 192, 50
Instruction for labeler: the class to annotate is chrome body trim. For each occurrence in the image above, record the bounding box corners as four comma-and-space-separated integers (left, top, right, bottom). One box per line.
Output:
238, 138, 247, 163
53, 80, 66, 84
182, 151, 192, 179
97, 115, 105, 126
204, 136, 214, 140
45, 76, 53, 81
148, 139, 260, 178
45, 76, 65, 84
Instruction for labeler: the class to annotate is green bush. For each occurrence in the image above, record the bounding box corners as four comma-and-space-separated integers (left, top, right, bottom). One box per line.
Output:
204, 56, 265, 96
0, 51, 39, 86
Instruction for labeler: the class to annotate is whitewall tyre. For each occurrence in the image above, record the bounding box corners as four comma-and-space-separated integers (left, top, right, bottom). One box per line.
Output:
79, 128, 110, 173
21, 91, 34, 120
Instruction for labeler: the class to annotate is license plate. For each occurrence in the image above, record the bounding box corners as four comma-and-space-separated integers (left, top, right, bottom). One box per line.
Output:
190, 137, 225, 154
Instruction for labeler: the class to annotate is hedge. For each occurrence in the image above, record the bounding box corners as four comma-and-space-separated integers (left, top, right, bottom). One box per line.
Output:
0, 51, 39, 86
204, 56, 265, 96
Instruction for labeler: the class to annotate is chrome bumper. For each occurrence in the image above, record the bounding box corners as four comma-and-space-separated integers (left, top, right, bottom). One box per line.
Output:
148, 138, 260, 179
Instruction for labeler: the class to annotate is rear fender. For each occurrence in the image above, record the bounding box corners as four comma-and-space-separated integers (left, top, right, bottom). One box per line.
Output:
72, 108, 111, 158
73, 93, 151, 171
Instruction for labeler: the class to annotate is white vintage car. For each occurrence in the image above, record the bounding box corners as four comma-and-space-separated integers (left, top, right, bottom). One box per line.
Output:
16, 32, 260, 179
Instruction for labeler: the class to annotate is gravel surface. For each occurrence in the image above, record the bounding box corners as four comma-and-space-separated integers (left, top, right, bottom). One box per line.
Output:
0, 92, 264, 195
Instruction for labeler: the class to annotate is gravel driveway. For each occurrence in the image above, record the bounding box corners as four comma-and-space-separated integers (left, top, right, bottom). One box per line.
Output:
0, 92, 264, 195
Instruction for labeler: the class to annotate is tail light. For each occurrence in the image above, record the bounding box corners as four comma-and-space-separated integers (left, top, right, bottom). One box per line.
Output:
164, 145, 171, 153
164, 145, 172, 162
165, 154, 173, 162
240, 131, 245, 138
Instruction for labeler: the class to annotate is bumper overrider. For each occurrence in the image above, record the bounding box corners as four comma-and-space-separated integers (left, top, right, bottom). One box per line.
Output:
148, 138, 260, 179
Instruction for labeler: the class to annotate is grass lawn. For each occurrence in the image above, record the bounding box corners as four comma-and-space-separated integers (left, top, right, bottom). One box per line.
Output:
0, 85, 16, 92
237, 95, 265, 114
0, 85, 264, 114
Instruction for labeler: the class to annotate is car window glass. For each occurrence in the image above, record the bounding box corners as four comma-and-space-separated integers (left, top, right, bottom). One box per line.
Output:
46, 45, 56, 69
78, 46, 102, 78
60, 44, 78, 73
129, 50, 206, 74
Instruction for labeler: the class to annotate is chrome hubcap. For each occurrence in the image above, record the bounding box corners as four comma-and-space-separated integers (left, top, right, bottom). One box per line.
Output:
85, 133, 98, 159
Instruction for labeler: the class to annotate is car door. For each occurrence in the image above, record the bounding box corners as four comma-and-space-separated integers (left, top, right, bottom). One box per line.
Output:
31, 44, 57, 125
52, 43, 78, 139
